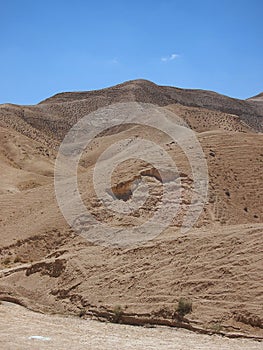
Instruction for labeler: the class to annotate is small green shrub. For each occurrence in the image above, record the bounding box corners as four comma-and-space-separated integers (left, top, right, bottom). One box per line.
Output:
210, 322, 223, 332
176, 298, 193, 317
112, 305, 123, 323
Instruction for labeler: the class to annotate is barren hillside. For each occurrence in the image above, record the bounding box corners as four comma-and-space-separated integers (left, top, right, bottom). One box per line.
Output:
0, 80, 262, 339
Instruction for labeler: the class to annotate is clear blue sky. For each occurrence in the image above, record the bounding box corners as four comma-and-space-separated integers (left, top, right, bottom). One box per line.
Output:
1, 0, 262, 104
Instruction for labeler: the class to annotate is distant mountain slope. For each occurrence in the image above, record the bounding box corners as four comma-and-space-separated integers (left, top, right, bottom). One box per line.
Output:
0, 80, 262, 149
247, 92, 263, 101
246, 92, 263, 117
39, 79, 263, 132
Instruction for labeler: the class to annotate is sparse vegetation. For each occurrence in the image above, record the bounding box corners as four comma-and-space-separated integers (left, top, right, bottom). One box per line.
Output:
176, 298, 193, 317
112, 305, 123, 323
3, 257, 11, 266
14, 255, 22, 263
210, 322, 223, 332
78, 308, 86, 318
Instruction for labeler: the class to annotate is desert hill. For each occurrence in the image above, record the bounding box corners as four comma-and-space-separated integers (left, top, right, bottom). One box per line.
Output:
0, 80, 262, 147
0, 80, 262, 337
247, 92, 263, 101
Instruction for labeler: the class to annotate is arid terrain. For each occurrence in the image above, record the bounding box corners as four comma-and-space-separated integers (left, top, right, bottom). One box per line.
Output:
1, 302, 262, 350
0, 80, 262, 346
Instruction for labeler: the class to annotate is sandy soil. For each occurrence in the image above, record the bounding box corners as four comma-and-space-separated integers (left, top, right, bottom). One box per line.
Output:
0, 302, 262, 350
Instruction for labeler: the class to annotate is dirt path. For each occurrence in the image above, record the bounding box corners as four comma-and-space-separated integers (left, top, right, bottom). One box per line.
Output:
0, 302, 262, 350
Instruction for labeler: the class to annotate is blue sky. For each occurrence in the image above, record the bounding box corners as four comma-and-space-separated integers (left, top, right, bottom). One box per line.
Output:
0, 0, 262, 104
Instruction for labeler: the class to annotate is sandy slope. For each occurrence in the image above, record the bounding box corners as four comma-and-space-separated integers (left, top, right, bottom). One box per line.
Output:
0, 126, 55, 194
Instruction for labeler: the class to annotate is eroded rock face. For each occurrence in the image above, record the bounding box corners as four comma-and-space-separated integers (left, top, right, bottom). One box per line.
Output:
110, 168, 162, 201
233, 311, 263, 329
111, 178, 139, 201
26, 259, 67, 278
